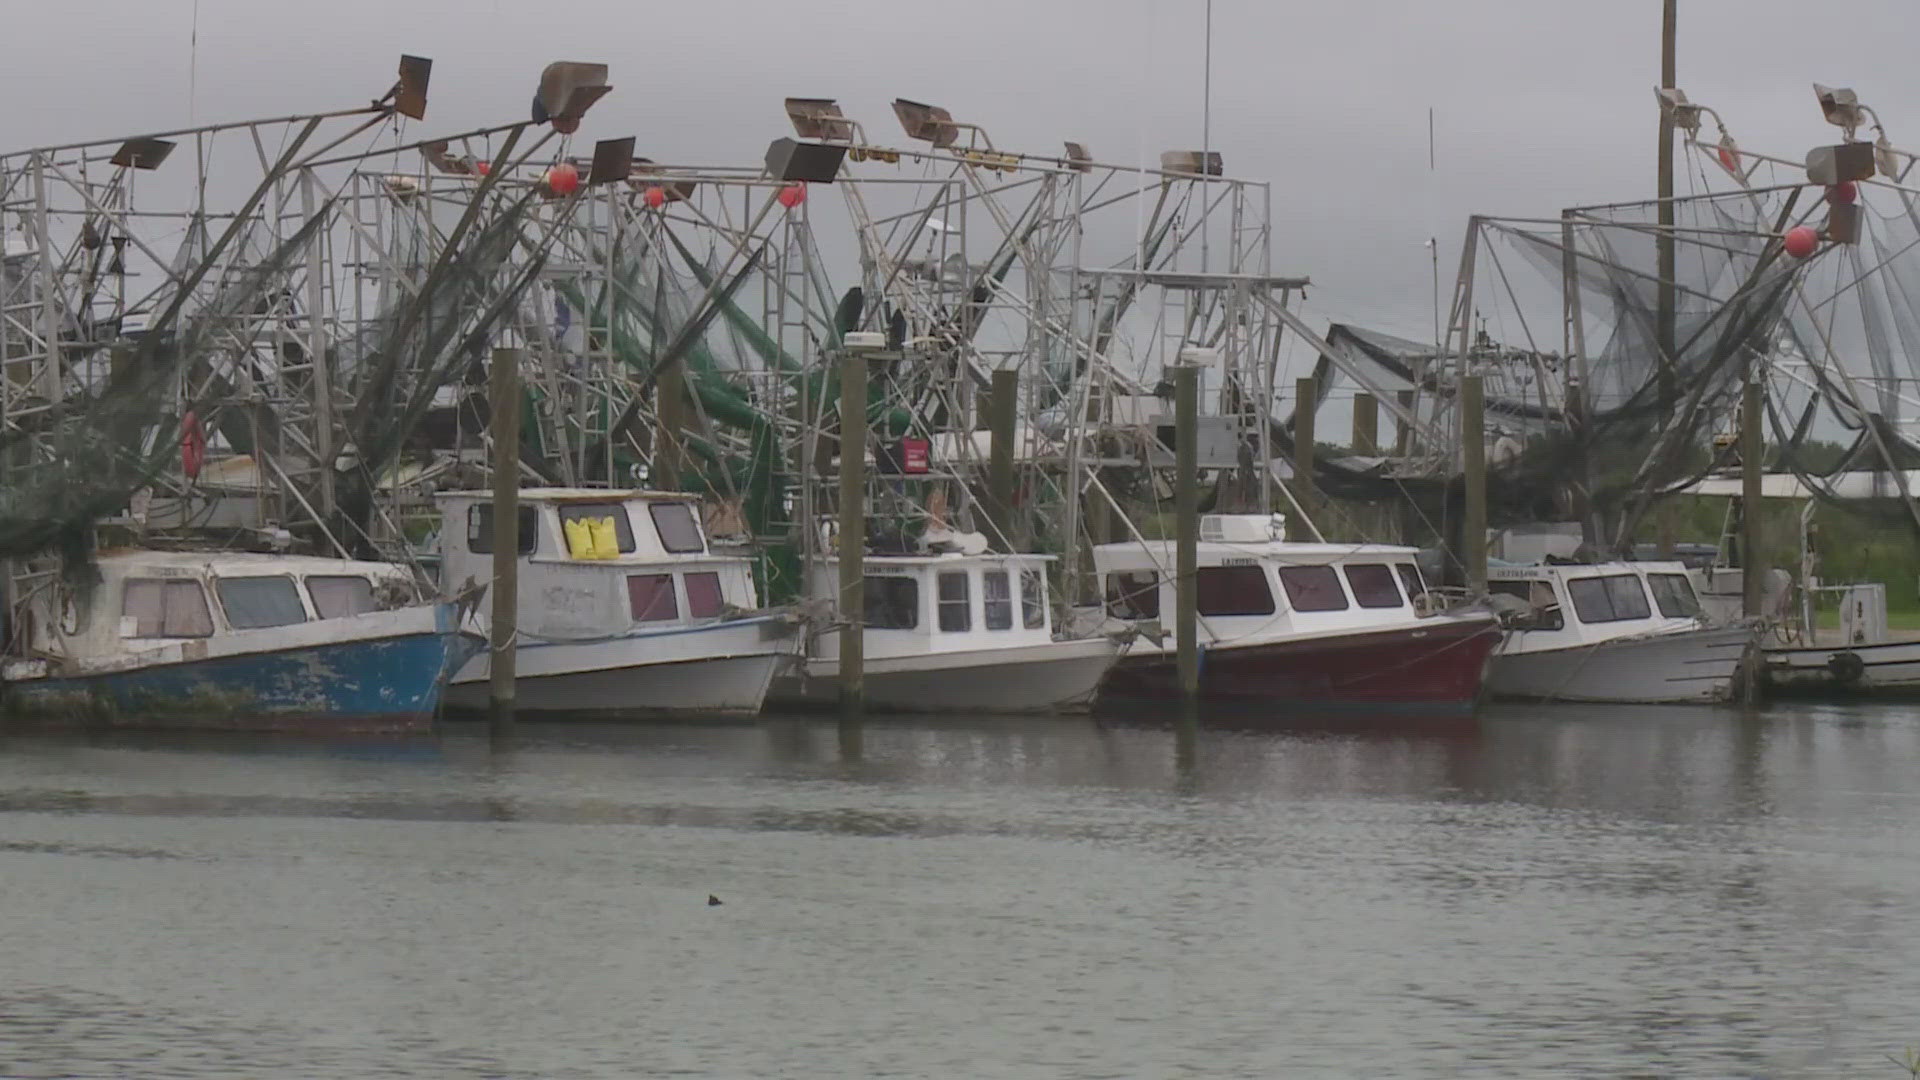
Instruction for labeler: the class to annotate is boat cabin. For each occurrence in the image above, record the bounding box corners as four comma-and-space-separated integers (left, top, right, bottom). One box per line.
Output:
6, 550, 420, 666
1090, 515, 1434, 645
434, 488, 761, 639
1487, 561, 1704, 646
809, 553, 1057, 661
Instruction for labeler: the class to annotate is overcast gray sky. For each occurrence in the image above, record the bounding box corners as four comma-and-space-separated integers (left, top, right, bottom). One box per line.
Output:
7, 0, 1919, 349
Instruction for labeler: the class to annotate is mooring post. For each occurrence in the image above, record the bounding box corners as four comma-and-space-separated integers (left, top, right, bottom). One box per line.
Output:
656, 358, 685, 490
1742, 377, 1766, 619
1293, 376, 1317, 539
1175, 363, 1200, 713
488, 346, 521, 739
1352, 392, 1379, 457
987, 367, 1018, 551
1461, 374, 1488, 596
838, 339, 872, 715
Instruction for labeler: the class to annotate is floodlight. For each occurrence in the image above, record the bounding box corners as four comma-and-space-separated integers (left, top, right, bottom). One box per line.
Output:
786, 98, 857, 142
1815, 84, 1876, 136
1062, 141, 1092, 172
1655, 87, 1704, 136
393, 55, 432, 120
588, 137, 635, 185
892, 99, 962, 148
765, 137, 846, 183
534, 62, 612, 132
1159, 150, 1223, 177
1807, 142, 1875, 185
110, 138, 175, 170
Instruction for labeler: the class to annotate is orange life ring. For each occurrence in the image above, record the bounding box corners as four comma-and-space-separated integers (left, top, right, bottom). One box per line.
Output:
181, 410, 206, 480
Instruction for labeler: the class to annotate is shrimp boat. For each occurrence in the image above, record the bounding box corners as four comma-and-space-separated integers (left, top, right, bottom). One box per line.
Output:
1087, 515, 1501, 714
769, 547, 1120, 713
1485, 561, 1755, 703
0, 550, 480, 731
435, 489, 801, 715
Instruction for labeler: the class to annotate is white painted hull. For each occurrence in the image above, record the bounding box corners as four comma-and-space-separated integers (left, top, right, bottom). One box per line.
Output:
1489, 624, 1753, 704
1765, 636, 1920, 696
771, 637, 1119, 713
447, 616, 799, 715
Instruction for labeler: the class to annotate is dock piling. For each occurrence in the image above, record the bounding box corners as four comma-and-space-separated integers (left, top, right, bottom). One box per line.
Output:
1175, 363, 1200, 712
488, 346, 521, 739
838, 343, 869, 715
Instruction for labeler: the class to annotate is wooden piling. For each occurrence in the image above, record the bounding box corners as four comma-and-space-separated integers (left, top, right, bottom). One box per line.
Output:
1461, 374, 1488, 596
487, 346, 521, 739
838, 345, 868, 714
1352, 392, 1379, 457
1292, 376, 1317, 539
987, 368, 1018, 551
1742, 377, 1766, 619
1175, 363, 1200, 711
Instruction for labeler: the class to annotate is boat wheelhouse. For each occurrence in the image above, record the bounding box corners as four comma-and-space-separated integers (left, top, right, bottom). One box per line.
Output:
1, 551, 478, 731
770, 551, 1118, 713
1485, 561, 1754, 704
1089, 515, 1500, 714
435, 488, 799, 715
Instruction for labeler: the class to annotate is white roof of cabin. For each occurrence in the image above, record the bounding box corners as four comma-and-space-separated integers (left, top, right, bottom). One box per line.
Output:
92, 550, 411, 577
433, 487, 695, 505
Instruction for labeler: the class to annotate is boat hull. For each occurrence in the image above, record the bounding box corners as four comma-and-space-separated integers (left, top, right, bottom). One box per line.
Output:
1097, 616, 1500, 714
771, 637, 1119, 714
2, 607, 479, 733
1490, 624, 1753, 704
1763, 636, 1920, 697
446, 615, 797, 715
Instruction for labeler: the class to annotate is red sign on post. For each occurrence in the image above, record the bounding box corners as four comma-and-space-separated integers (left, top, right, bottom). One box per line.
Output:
899, 437, 930, 474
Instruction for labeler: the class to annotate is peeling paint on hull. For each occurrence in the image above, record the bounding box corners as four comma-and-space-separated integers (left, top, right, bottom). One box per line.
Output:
3, 629, 482, 734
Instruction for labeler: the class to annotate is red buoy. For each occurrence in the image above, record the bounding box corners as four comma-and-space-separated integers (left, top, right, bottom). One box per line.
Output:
645, 186, 667, 208
777, 183, 806, 209
1828, 180, 1858, 205
1784, 225, 1820, 259
180, 411, 206, 480
1717, 144, 1740, 175
546, 163, 580, 196
474, 160, 491, 178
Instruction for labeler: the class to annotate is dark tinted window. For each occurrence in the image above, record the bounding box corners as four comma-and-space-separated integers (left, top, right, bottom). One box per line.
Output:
558, 504, 635, 553
216, 576, 308, 629
627, 574, 678, 622
649, 502, 705, 553
1195, 565, 1275, 616
937, 571, 971, 632
1343, 564, 1404, 609
1020, 568, 1046, 629
1278, 565, 1348, 612
684, 571, 724, 618
1566, 574, 1652, 624
1105, 571, 1160, 619
1395, 563, 1426, 601
1647, 573, 1700, 619
468, 504, 537, 555
864, 576, 918, 629
983, 571, 1013, 630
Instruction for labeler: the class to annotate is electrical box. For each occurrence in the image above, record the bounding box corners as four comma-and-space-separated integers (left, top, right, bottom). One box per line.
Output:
1839, 582, 1888, 646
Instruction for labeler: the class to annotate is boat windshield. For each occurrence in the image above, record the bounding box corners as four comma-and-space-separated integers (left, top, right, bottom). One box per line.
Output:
1646, 573, 1701, 619
865, 575, 919, 629
307, 575, 375, 619
216, 576, 308, 630
1566, 574, 1653, 624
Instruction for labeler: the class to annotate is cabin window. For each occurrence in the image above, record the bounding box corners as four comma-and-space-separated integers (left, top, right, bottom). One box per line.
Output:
1647, 573, 1701, 619
1395, 563, 1427, 601
684, 572, 725, 619
1566, 574, 1653, 624
468, 504, 538, 555
1105, 571, 1160, 619
1343, 564, 1405, 609
1489, 579, 1565, 631
650, 502, 705, 553
1020, 568, 1047, 630
983, 571, 1014, 630
216, 576, 308, 630
122, 579, 214, 638
1195, 565, 1276, 616
627, 574, 678, 622
864, 576, 919, 630
937, 571, 971, 632
558, 504, 636, 555
1278, 565, 1349, 612
308, 576, 377, 619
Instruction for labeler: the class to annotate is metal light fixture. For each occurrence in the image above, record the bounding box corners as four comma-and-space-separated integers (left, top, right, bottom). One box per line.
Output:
392, 55, 432, 120
110, 138, 175, 170
1062, 141, 1092, 173
764, 137, 846, 183
1814, 84, 1877, 139
1159, 150, 1223, 177
534, 62, 612, 133
785, 98, 858, 143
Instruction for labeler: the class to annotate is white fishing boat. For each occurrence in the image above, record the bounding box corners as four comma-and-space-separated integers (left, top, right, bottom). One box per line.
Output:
1486, 561, 1754, 704
436, 489, 801, 715
0, 550, 479, 731
1086, 515, 1502, 714
770, 548, 1119, 713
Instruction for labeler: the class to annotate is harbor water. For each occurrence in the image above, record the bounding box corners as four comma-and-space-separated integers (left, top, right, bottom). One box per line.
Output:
3, 702, 1919, 1077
